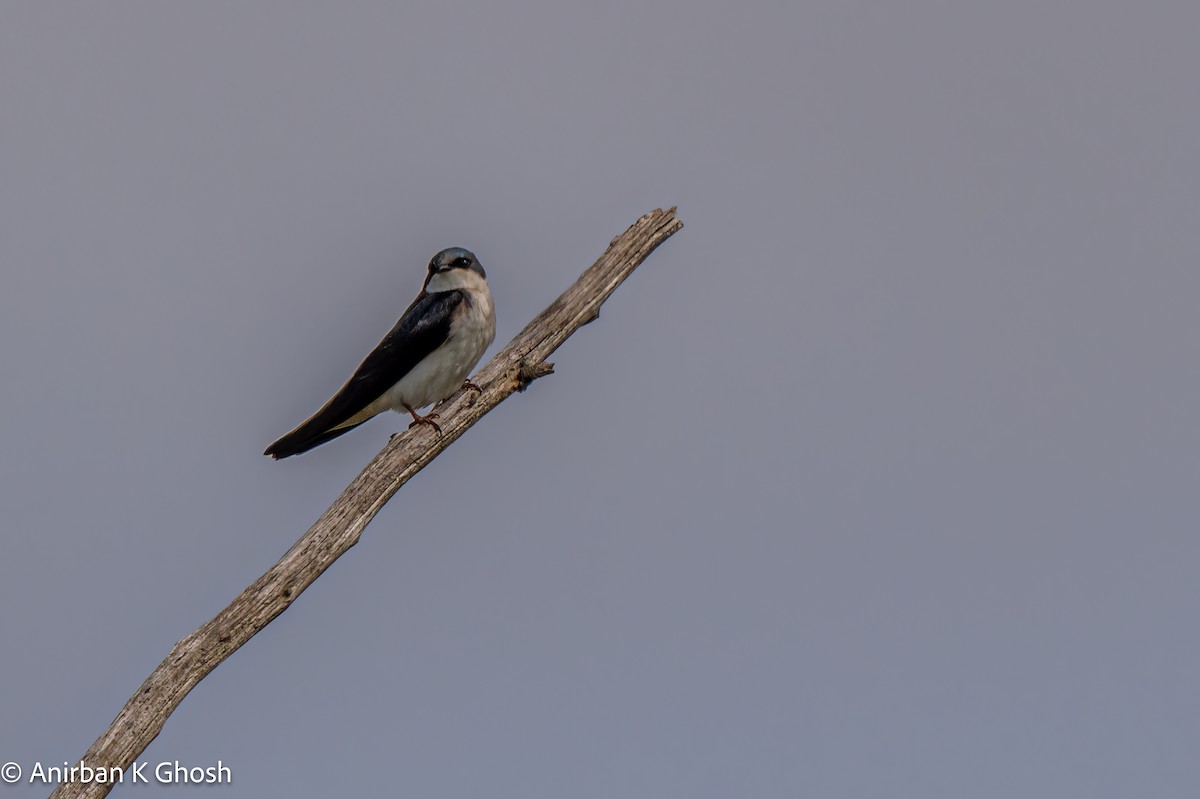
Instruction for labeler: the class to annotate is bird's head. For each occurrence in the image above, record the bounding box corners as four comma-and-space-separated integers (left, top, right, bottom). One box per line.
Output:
425, 247, 487, 293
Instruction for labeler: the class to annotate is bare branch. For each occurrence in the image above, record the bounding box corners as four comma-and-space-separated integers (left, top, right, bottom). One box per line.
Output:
48, 207, 683, 799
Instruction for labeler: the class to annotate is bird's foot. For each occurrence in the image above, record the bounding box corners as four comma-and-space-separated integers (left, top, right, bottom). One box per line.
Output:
461, 379, 483, 395
404, 405, 442, 434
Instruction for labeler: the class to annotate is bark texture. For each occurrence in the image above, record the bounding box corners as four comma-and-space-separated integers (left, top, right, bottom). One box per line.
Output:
48, 207, 683, 799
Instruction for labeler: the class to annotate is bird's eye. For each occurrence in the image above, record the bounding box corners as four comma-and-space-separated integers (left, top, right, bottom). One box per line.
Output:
453, 257, 471, 268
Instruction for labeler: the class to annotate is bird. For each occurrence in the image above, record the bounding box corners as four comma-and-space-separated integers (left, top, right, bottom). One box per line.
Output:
264, 247, 496, 459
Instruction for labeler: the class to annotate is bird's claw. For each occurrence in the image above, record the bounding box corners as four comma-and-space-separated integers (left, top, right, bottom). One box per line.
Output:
403, 403, 442, 434
407, 411, 442, 434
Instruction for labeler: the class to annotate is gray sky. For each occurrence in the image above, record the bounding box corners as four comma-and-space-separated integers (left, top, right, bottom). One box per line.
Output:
2, 2, 1198, 796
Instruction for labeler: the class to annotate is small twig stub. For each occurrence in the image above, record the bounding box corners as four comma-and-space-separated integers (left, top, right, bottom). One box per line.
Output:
517, 361, 555, 391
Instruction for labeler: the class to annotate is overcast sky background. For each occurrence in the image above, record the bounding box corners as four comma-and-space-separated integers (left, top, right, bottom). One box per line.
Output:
2, 2, 1198, 797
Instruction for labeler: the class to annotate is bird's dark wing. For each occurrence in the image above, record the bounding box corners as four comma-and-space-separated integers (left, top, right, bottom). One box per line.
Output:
264, 289, 464, 459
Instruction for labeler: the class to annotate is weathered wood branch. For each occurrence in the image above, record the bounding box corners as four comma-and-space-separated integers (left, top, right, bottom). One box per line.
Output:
49, 207, 683, 799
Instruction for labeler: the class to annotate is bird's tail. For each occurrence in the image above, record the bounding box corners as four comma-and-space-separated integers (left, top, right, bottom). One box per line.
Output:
263, 419, 367, 460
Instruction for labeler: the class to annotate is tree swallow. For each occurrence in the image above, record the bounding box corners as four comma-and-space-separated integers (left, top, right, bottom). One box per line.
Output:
264, 247, 496, 459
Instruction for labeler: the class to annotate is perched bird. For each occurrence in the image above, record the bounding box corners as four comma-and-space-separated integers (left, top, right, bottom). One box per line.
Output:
264, 247, 496, 459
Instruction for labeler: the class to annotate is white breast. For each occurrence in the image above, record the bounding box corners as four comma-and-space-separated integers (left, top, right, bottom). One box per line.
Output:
381, 274, 495, 412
